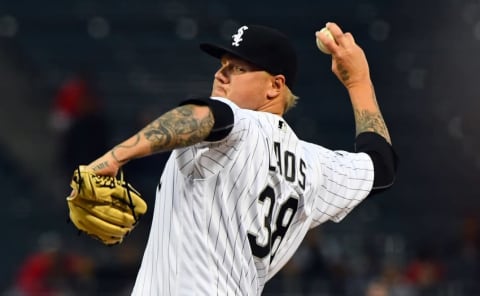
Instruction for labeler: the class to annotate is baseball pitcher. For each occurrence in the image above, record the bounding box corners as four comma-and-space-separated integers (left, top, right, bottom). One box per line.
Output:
66, 22, 397, 295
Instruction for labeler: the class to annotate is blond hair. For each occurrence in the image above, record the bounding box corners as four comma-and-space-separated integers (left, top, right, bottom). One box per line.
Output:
284, 86, 299, 113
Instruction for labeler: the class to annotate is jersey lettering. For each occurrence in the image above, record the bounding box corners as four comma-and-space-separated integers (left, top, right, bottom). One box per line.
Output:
299, 159, 306, 190
284, 151, 295, 182
269, 141, 306, 189
272, 142, 282, 175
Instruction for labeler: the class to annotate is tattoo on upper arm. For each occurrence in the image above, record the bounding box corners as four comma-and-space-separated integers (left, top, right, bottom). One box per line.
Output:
143, 105, 214, 153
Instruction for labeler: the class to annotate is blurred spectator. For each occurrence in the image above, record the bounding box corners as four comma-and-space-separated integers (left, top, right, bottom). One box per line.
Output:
48, 69, 111, 208
367, 263, 417, 296
49, 69, 110, 177
404, 243, 445, 295
7, 231, 95, 296
365, 280, 389, 296
444, 214, 480, 294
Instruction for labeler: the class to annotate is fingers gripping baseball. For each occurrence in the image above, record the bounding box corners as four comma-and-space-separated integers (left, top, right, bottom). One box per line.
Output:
67, 166, 148, 245
316, 28, 335, 54
315, 22, 349, 55
318, 22, 370, 89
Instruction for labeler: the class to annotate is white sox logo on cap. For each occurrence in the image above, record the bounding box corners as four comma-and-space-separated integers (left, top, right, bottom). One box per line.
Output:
232, 25, 248, 47
200, 24, 298, 87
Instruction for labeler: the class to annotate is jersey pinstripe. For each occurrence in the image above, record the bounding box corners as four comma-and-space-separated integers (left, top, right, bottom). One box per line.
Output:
131, 97, 374, 295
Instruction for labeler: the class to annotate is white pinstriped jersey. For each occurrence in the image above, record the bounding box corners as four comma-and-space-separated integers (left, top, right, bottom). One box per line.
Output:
131, 97, 374, 295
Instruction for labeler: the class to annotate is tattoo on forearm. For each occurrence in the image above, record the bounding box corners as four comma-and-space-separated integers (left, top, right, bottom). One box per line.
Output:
143, 105, 214, 153
110, 135, 140, 164
92, 161, 109, 172
338, 65, 350, 82
353, 88, 391, 144
354, 109, 388, 136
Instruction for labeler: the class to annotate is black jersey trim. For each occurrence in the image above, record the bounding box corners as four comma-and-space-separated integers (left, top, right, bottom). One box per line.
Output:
355, 132, 398, 192
179, 97, 234, 142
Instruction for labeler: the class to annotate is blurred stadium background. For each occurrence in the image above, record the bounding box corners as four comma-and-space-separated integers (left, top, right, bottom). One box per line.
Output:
0, 0, 479, 295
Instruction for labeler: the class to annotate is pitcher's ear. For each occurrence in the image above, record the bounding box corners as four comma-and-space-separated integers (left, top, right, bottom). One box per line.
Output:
267, 75, 285, 99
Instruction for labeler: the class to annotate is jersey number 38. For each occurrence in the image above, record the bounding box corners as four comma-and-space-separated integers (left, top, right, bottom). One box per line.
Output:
248, 185, 298, 262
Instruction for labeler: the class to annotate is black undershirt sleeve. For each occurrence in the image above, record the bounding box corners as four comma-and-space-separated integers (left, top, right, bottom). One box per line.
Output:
355, 132, 398, 194
179, 97, 234, 142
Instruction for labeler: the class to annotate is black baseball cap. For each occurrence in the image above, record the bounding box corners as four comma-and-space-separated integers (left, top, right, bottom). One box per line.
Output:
200, 24, 298, 88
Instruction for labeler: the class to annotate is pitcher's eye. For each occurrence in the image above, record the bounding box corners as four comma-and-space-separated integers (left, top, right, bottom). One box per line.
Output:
232, 65, 246, 73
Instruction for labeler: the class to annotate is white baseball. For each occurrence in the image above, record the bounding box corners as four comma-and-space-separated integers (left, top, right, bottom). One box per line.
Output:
316, 27, 334, 54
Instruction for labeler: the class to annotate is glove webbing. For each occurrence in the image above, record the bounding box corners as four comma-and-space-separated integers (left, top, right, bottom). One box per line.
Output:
119, 169, 139, 223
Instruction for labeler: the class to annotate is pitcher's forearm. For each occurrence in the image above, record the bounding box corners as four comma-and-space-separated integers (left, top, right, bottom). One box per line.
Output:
348, 83, 391, 144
